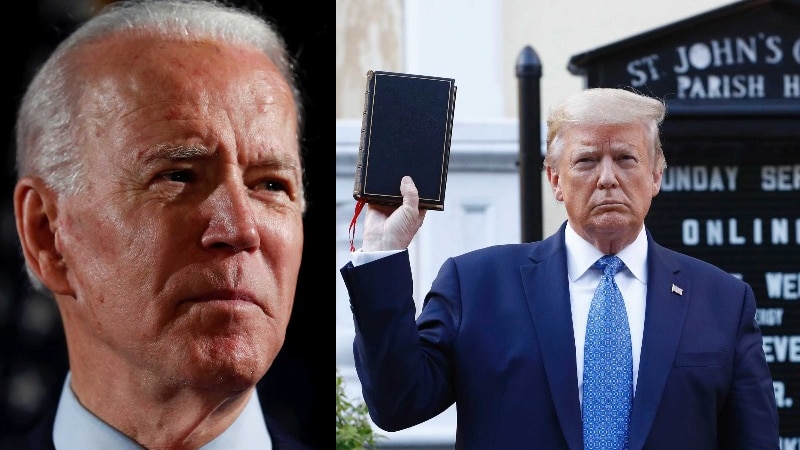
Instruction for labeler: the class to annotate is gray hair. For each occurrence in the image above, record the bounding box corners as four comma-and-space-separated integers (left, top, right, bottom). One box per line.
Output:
15, 0, 304, 293
16, 0, 303, 199
544, 88, 666, 172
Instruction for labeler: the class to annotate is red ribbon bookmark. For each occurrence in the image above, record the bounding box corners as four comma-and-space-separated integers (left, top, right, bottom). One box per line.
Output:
349, 199, 366, 252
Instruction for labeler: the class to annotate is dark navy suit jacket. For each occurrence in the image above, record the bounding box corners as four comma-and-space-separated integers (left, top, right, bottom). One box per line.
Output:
340, 222, 779, 449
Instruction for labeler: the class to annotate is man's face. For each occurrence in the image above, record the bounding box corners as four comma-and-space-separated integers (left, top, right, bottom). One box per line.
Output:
54, 36, 304, 390
547, 123, 662, 249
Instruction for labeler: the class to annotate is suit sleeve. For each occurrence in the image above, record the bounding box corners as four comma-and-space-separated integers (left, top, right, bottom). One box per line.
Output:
720, 282, 780, 449
340, 250, 460, 431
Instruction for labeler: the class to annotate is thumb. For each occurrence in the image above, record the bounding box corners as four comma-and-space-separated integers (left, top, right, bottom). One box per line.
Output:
400, 175, 420, 210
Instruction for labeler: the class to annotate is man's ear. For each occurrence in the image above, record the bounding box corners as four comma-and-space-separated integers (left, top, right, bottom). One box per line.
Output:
652, 168, 663, 197
546, 165, 564, 201
14, 177, 73, 296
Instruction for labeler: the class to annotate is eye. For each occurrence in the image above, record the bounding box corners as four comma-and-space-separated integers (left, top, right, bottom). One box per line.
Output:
160, 169, 195, 183
572, 156, 597, 168
254, 179, 289, 193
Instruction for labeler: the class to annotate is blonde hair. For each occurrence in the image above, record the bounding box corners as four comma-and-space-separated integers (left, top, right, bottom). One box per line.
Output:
545, 88, 666, 171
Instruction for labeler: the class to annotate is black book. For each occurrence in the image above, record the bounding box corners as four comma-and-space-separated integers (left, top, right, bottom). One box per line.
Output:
353, 70, 457, 211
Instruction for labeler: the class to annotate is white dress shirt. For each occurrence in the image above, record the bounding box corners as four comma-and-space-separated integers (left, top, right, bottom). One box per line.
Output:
52, 372, 273, 450
351, 248, 397, 267
565, 222, 647, 405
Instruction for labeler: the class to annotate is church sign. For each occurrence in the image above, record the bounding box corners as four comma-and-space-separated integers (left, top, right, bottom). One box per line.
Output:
569, 0, 800, 444
627, 32, 800, 100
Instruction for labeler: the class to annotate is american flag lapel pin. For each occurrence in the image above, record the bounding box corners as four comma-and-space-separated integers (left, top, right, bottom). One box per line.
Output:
671, 284, 684, 296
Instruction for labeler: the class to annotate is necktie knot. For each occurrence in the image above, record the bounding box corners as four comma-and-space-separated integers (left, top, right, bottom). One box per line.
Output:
595, 254, 624, 277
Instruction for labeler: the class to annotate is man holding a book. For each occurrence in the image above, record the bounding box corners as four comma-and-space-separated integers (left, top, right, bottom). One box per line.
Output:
340, 87, 778, 449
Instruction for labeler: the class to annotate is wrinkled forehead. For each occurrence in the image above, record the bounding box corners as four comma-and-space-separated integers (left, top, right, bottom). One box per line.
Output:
80, 35, 292, 102
563, 122, 649, 148
72, 34, 299, 164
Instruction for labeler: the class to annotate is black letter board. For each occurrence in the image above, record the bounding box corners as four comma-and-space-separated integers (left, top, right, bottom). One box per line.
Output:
569, 0, 800, 440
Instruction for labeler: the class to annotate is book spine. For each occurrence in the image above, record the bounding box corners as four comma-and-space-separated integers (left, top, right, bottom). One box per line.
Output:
353, 70, 376, 201
437, 83, 457, 210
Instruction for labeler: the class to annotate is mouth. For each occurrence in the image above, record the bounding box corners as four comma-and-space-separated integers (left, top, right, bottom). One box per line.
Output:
595, 200, 625, 208
183, 289, 264, 312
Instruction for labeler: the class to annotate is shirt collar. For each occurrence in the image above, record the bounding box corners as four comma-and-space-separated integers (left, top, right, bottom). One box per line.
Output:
565, 221, 648, 283
53, 371, 272, 450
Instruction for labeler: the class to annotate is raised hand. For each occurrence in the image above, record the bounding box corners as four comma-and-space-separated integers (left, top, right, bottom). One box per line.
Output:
362, 176, 427, 251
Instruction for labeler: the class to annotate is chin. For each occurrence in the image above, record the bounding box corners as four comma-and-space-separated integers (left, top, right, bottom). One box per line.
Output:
591, 212, 633, 228
182, 334, 282, 392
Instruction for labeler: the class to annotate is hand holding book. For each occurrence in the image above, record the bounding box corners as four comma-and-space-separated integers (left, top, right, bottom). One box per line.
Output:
361, 176, 428, 252
348, 70, 457, 252
353, 70, 457, 211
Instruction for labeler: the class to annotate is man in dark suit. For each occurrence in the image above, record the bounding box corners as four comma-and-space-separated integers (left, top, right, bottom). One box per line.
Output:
340, 88, 779, 449
9, 1, 313, 448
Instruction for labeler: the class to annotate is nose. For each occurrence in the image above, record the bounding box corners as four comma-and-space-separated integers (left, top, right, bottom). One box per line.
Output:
201, 180, 260, 252
597, 156, 618, 189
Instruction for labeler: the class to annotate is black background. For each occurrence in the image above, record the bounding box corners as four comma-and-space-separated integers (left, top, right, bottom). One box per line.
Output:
0, 1, 329, 448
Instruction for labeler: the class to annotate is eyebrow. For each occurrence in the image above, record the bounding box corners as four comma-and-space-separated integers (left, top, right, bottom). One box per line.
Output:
141, 145, 212, 164
573, 142, 639, 154
250, 154, 300, 172
571, 146, 600, 156
141, 144, 300, 172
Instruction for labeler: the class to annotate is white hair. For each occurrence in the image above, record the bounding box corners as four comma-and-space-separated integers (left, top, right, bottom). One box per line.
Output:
16, 0, 303, 197
15, 0, 305, 293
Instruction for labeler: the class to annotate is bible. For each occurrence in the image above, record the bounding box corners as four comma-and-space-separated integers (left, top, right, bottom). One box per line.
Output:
353, 70, 457, 211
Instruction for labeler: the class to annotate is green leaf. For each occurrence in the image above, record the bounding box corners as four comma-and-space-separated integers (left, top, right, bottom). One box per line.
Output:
336, 370, 383, 449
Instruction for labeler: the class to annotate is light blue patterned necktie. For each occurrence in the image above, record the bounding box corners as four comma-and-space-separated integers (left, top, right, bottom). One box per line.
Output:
582, 255, 632, 450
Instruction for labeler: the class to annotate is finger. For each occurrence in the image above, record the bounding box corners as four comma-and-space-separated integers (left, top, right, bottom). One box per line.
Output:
400, 176, 419, 210
366, 202, 396, 218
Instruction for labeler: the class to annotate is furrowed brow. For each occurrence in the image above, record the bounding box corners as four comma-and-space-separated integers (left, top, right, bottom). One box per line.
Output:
141, 145, 212, 164
251, 153, 300, 171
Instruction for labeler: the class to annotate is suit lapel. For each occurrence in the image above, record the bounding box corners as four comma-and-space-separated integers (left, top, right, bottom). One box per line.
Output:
627, 235, 690, 450
522, 224, 583, 450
